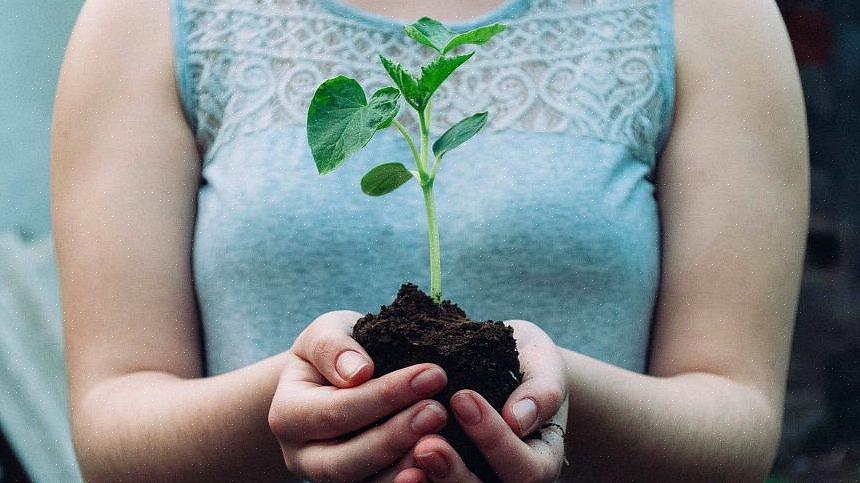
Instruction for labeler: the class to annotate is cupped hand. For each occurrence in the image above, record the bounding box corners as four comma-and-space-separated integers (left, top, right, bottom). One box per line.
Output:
409, 320, 569, 482
268, 310, 449, 482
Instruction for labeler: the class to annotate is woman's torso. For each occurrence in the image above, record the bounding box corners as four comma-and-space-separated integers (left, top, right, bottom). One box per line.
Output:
170, 0, 675, 376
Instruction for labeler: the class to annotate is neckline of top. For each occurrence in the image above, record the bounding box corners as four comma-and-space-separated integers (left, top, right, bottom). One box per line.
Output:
317, 0, 531, 32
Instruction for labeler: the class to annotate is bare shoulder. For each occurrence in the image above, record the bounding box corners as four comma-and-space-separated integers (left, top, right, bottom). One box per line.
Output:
672, 0, 803, 113
57, 0, 179, 126
67, 0, 174, 64
674, 0, 791, 59
53, 0, 194, 181
667, 0, 807, 176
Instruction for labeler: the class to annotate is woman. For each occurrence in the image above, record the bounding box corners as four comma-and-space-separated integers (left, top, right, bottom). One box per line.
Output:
51, 0, 808, 481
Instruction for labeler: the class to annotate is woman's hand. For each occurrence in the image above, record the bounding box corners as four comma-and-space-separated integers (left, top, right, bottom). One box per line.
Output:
268, 310, 450, 482
411, 320, 569, 482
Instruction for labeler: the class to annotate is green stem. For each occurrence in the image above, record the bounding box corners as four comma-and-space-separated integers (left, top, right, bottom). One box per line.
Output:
430, 154, 441, 178
418, 108, 431, 176
391, 119, 420, 168
418, 102, 441, 302
422, 183, 442, 303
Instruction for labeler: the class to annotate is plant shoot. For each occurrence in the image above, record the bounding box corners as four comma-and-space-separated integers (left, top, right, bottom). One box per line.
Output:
306, 17, 506, 303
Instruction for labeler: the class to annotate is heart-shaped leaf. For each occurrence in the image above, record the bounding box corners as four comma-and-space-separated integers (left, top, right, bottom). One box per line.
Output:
380, 53, 473, 112
307, 76, 401, 174
404, 17, 507, 54
361, 162, 416, 196
432, 112, 488, 158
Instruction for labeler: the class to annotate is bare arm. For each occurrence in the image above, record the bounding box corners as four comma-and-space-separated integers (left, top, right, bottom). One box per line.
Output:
558, 0, 808, 479
51, 0, 288, 479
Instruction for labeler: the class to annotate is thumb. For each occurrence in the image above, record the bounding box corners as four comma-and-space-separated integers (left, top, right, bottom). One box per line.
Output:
502, 320, 567, 437
292, 310, 375, 388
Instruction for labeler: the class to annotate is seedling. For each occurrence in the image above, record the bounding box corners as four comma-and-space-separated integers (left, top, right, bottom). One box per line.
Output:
306, 17, 507, 303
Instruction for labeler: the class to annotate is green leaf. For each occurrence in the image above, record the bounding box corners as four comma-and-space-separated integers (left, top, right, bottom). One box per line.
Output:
380, 55, 423, 110
379, 53, 473, 111
404, 17, 456, 52
307, 76, 401, 174
360, 162, 415, 196
404, 17, 507, 54
417, 53, 473, 105
432, 112, 488, 158
443, 23, 507, 54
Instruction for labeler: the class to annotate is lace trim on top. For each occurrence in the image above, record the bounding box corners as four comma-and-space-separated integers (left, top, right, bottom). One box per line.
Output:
174, 0, 674, 167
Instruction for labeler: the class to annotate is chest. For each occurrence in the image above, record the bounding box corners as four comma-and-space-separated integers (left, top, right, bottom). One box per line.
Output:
194, 126, 659, 290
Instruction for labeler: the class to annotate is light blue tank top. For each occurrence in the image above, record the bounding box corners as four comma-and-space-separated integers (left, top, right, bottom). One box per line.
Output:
170, 0, 675, 376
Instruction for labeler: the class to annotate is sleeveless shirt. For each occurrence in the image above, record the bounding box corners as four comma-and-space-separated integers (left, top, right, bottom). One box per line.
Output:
170, 0, 675, 376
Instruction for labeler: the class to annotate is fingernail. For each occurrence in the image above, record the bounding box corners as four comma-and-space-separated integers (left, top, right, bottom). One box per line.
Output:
417, 451, 449, 478
410, 368, 446, 396
411, 403, 447, 434
513, 398, 538, 436
452, 393, 481, 425
336, 350, 369, 381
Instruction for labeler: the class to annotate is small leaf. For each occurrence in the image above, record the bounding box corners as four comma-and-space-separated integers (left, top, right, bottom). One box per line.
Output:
361, 163, 415, 196
380, 55, 423, 110
432, 112, 488, 158
443, 23, 507, 54
404, 17, 456, 52
417, 53, 473, 106
380, 53, 473, 111
404, 17, 507, 54
307, 76, 401, 174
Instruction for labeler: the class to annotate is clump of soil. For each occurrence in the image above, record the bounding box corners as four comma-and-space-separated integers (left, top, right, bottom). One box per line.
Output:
353, 283, 522, 482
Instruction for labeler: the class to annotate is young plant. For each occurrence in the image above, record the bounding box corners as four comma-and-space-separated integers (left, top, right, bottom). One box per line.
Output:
306, 17, 506, 303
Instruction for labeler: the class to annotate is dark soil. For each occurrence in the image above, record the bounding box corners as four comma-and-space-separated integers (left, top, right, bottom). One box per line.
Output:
353, 283, 523, 482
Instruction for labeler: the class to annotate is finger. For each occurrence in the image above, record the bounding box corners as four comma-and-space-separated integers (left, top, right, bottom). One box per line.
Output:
451, 390, 565, 482
523, 396, 568, 475
502, 320, 567, 437
369, 452, 421, 483
298, 400, 448, 481
292, 310, 375, 387
413, 435, 481, 482
278, 350, 328, 387
393, 468, 428, 483
272, 362, 447, 441
269, 355, 324, 443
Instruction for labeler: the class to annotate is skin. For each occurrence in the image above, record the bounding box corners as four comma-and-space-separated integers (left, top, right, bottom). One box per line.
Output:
336, 0, 512, 23
52, 0, 807, 481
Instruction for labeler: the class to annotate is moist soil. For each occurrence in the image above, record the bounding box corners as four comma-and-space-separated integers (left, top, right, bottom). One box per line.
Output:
352, 283, 523, 482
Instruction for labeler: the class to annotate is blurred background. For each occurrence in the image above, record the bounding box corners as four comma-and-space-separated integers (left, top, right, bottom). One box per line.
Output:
0, 0, 857, 481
